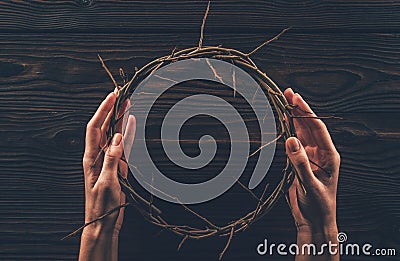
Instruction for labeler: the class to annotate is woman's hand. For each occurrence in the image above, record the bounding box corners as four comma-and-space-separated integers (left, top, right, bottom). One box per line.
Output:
79, 92, 136, 261
284, 88, 340, 260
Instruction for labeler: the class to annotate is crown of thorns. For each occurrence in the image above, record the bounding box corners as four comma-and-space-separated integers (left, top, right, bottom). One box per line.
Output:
64, 2, 325, 259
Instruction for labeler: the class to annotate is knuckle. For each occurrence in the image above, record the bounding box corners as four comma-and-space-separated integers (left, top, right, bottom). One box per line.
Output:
327, 150, 341, 168
102, 154, 120, 172
86, 120, 93, 130
104, 153, 119, 165
334, 151, 341, 163
296, 160, 309, 172
293, 155, 309, 170
82, 156, 93, 169
105, 146, 122, 160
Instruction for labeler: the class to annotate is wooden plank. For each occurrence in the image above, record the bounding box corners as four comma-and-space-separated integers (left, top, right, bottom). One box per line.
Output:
0, 32, 399, 259
0, 140, 399, 261
0, 0, 399, 33
0, 32, 399, 113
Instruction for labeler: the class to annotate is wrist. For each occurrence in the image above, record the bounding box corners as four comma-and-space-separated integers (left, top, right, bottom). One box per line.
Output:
297, 223, 338, 243
299, 222, 337, 233
296, 224, 340, 260
79, 226, 119, 261
81, 224, 120, 242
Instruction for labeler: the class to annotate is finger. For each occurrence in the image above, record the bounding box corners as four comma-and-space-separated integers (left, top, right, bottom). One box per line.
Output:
288, 178, 302, 224
286, 137, 319, 189
100, 107, 115, 148
115, 99, 130, 134
123, 115, 136, 160
97, 133, 124, 184
120, 99, 131, 133
283, 88, 292, 127
284, 88, 309, 140
288, 178, 299, 209
100, 99, 129, 148
84, 92, 116, 161
292, 93, 336, 152
284, 89, 336, 151
116, 114, 136, 180
284, 88, 295, 105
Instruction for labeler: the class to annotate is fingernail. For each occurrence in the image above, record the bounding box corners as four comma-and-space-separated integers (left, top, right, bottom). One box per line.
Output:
112, 133, 122, 146
288, 137, 300, 152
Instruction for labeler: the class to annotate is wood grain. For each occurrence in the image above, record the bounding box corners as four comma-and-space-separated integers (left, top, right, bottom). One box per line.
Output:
0, 32, 399, 113
0, 19, 399, 261
0, 0, 399, 33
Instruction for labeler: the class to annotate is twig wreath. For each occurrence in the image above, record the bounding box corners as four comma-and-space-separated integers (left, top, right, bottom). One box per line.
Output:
64, 1, 338, 259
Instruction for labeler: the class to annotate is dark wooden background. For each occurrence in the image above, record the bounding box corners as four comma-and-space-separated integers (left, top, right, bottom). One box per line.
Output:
0, 1, 399, 260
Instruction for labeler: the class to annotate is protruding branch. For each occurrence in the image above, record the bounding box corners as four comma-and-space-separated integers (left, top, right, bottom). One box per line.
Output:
248, 132, 284, 158
219, 226, 234, 260
98, 54, 119, 89
61, 203, 130, 240
198, 1, 211, 49
178, 235, 189, 251
247, 27, 291, 56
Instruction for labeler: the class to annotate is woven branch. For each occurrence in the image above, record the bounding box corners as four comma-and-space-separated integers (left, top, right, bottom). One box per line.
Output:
61, 3, 342, 259
68, 2, 302, 259
104, 42, 302, 259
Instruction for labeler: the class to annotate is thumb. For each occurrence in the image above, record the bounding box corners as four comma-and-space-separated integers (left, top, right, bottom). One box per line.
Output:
286, 137, 318, 189
100, 133, 124, 181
